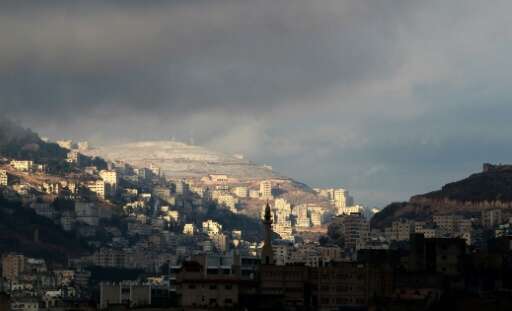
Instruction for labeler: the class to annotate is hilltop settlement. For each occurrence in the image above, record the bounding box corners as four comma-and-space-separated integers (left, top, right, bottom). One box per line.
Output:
1, 121, 512, 310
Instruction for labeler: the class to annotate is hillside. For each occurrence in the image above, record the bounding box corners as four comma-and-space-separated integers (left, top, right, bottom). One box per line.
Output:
371, 165, 512, 229
0, 118, 68, 164
0, 118, 107, 172
84, 140, 284, 180
0, 195, 90, 261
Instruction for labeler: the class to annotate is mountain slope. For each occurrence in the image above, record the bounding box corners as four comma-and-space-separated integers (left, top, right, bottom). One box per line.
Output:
0, 118, 68, 164
0, 195, 89, 261
84, 140, 284, 180
0, 118, 107, 172
371, 165, 512, 229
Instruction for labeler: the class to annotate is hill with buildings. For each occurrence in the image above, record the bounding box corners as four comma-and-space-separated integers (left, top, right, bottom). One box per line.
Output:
0, 118, 67, 164
0, 195, 89, 261
83, 140, 284, 180
0, 118, 107, 173
371, 164, 512, 229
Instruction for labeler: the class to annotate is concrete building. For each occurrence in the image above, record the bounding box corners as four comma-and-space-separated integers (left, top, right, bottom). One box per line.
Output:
408, 234, 466, 277
66, 150, 80, 164
390, 219, 415, 241
0, 169, 7, 186
10, 160, 33, 172
216, 194, 237, 212
10, 298, 39, 311
93, 248, 126, 268
248, 189, 260, 199
175, 261, 239, 308
175, 180, 189, 195
85, 179, 105, 199
334, 188, 354, 212
203, 220, 223, 236
332, 213, 369, 250
183, 224, 195, 236
99, 170, 117, 195
75, 202, 99, 226
338, 204, 364, 216
294, 205, 311, 228
317, 262, 368, 308
2, 254, 25, 281
482, 209, 503, 229
56, 140, 73, 149
211, 233, 228, 252
259, 180, 272, 200
99, 282, 151, 309
232, 186, 248, 198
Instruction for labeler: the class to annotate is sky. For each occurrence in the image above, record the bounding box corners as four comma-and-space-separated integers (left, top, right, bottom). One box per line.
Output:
1, 0, 512, 208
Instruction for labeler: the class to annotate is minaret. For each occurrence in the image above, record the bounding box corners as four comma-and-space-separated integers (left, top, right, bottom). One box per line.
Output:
261, 202, 274, 265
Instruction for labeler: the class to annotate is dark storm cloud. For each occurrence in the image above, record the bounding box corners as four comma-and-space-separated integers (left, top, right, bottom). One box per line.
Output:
1, 0, 512, 206
0, 0, 416, 122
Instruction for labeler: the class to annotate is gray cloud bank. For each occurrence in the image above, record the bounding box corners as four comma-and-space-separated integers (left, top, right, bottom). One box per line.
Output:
1, 0, 512, 206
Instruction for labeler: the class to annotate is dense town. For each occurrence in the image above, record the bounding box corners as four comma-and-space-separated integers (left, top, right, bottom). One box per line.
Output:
1, 140, 512, 311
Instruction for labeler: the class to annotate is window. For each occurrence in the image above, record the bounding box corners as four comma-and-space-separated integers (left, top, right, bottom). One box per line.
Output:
225, 284, 233, 290
225, 298, 233, 304
210, 284, 217, 290
188, 284, 196, 289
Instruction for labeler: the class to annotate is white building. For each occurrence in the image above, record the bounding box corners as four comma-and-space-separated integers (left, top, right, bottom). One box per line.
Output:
99, 170, 117, 195
202, 220, 223, 236
217, 194, 237, 212
66, 150, 80, 164
10, 160, 33, 172
259, 180, 272, 199
183, 224, 195, 236
232, 186, 248, 198
0, 169, 7, 186
85, 179, 105, 199
337, 204, 364, 216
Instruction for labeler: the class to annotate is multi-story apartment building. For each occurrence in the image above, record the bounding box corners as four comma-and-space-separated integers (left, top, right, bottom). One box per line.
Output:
2, 254, 25, 281
66, 150, 80, 164
85, 179, 105, 199
203, 220, 223, 236
232, 186, 248, 198
217, 194, 237, 212
294, 205, 311, 228
332, 213, 369, 250
338, 204, 364, 216
317, 262, 368, 308
175, 261, 240, 309
56, 140, 73, 149
92, 248, 126, 268
390, 219, 415, 241
259, 180, 272, 199
175, 180, 189, 195
183, 224, 195, 236
0, 169, 7, 186
481, 209, 503, 229
100, 282, 151, 309
75, 202, 99, 226
432, 215, 473, 237
10, 160, 33, 172
99, 170, 117, 195
211, 233, 228, 252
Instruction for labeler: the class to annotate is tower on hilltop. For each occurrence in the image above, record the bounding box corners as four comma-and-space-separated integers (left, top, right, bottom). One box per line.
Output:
261, 202, 274, 265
